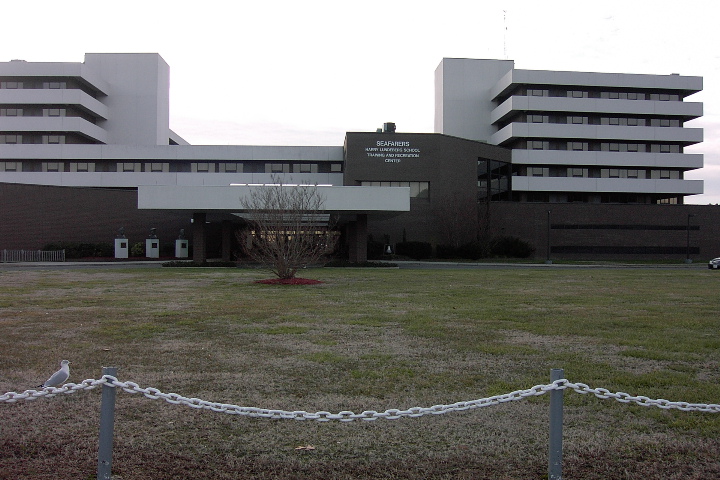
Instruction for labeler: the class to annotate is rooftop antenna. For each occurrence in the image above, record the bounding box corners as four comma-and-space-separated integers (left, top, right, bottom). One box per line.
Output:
503, 10, 508, 59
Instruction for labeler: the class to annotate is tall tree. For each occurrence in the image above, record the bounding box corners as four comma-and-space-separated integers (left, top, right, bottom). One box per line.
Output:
238, 181, 337, 279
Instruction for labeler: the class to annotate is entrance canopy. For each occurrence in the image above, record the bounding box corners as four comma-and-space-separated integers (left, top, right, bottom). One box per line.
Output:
137, 184, 410, 263
138, 185, 410, 214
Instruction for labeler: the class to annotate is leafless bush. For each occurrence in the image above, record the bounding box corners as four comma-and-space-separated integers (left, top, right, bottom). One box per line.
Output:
238, 180, 338, 279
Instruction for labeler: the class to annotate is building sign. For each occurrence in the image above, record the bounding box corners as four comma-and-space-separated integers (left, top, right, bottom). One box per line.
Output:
364, 140, 420, 163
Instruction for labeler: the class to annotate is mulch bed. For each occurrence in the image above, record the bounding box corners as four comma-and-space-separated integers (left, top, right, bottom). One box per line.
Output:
254, 278, 324, 285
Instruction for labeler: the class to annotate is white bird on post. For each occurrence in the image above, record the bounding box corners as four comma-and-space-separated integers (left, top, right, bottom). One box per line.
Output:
38, 360, 70, 388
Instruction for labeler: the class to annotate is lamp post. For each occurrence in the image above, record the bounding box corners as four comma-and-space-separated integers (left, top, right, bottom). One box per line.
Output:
546, 210, 552, 264
686, 213, 696, 263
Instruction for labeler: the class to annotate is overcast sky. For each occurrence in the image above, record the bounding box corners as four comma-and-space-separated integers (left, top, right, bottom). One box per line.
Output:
3, 0, 719, 203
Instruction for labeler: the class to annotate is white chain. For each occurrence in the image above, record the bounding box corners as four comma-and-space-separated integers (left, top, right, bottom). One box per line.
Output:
0, 377, 107, 402
559, 380, 720, 413
2, 377, 719, 419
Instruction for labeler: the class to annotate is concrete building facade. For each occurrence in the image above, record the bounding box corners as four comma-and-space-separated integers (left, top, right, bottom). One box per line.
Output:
1, 53, 718, 262
435, 58, 704, 205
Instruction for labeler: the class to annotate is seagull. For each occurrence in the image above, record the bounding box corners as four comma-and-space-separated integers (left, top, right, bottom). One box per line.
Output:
37, 360, 70, 388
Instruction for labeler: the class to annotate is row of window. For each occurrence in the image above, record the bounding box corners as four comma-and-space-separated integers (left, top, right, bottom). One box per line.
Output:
0, 162, 93, 172
0, 79, 101, 98
0, 106, 98, 125
360, 181, 430, 199
552, 245, 696, 254
523, 114, 681, 127
523, 140, 682, 153
0, 134, 65, 144
519, 87, 681, 101
0, 160, 343, 174
523, 166, 682, 180
518, 191, 682, 204
0, 108, 69, 117
0, 81, 66, 89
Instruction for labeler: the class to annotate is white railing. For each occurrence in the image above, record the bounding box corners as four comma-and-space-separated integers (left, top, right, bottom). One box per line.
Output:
1, 249, 65, 263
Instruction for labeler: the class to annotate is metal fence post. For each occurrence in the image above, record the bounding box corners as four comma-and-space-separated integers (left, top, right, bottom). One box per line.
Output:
549, 368, 564, 480
97, 367, 118, 480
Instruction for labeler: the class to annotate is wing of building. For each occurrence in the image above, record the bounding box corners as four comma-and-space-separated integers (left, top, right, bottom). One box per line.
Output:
1, 53, 717, 262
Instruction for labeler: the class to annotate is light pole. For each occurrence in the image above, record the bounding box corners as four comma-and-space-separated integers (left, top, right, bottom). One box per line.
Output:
546, 210, 552, 264
686, 213, 696, 263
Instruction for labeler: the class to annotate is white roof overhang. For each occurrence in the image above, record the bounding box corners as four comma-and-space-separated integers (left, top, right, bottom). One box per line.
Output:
138, 185, 410, 215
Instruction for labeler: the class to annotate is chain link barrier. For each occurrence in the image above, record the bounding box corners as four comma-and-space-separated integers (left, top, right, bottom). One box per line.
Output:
2, 376, 719, 419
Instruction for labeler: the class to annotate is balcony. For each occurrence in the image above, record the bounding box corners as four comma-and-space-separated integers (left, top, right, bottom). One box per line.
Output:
0, 89, 108, 119
511, 176, 703, 195
491, 96, 703, 125
0, 117, 107, 143
490, 123, 703, 147
511, 150, 704, 170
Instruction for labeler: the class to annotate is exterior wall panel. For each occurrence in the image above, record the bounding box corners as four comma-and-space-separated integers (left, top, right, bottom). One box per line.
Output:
484, 202, 720, 261
344, 132, 511, 246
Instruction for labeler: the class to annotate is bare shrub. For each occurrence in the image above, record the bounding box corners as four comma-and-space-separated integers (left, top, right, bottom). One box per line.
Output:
238, 180, 338, 279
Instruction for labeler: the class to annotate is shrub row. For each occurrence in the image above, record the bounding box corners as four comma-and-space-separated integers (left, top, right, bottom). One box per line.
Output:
436, 237, 535, 259
369, 237, 535, 260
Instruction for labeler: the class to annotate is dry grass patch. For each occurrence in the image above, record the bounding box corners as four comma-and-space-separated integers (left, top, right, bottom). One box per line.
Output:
1, 266, 720, 478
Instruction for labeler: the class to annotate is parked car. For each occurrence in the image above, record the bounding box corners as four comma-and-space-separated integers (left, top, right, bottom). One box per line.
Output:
709, 258, 720, 270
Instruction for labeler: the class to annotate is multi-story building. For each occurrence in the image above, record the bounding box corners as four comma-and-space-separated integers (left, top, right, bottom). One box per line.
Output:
1, 53, 718, 262
435, 58, 704, 204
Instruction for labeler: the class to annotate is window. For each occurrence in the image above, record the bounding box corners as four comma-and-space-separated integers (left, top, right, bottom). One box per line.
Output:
571, 116, 584, 124
609, 117, 620, 125
1, 81, 21, 89
122, 162, 137, 172
530, 114, 544, 123
0, 135, 21, 144
45, 162, 61, 172
269, 163, 283, 173
299, 163, 312, 173
659, 94, 670, 101
627, 170, 639, 178
570, 90, 585, 98
660, 144, 671, 153
2, 162, 18, 171
360, 181, 429, 199
45, 108, 64, 117
608, 92, 619, 99
1, 108, 21, 116
529, 167, 548, 177
627, 118, 639, 126
530, 89, 546, 96
76, 163, 89, 172
150, 163, 165, 172
223, 163, 238, 172
569, 168, 587, 177
660, 119, 671, 127
609, 143, 620, 152
43, 135, 64, 144
627, 144, 639, 152
567, 193, 587, 202
196, 162, 210, 172
45, 82, 66, 89
531, 140, 546, 150
415, 181, 429, 199
330, 163, 342, 172
571, 142, 586, 151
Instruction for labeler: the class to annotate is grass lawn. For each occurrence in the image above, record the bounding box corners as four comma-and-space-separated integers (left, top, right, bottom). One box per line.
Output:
1, 266, 719, 479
